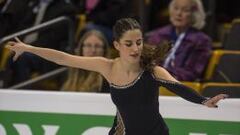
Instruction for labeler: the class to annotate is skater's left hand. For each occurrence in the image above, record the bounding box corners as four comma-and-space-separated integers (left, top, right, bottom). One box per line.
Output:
202, 94, 228, 108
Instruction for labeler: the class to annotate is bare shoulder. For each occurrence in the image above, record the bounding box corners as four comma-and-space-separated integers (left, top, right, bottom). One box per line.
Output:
153, 66, 167, 78
96, 57, 114, 71
153, 66, 179, 82
95, 56, 113, 64
97, 57, 115, 81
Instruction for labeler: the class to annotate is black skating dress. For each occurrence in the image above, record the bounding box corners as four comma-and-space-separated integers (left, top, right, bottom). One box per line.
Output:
108, 70, 206, 135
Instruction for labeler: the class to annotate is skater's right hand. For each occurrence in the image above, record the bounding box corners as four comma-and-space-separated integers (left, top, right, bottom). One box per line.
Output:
5, 37, 30, 61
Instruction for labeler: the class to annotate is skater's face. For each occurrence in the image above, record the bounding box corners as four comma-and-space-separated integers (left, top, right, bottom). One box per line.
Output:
114, 29, 143, 64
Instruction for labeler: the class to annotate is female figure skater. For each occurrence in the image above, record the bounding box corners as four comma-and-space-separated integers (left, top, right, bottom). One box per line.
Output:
6, 18, 227, 135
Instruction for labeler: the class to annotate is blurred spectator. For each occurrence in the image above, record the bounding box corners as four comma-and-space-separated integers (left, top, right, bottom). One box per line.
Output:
61, 30, 110, 93
1, 0, 77, 87
74, 0, 135, 44
145, 0, 212, 81
0, 0, 77, 50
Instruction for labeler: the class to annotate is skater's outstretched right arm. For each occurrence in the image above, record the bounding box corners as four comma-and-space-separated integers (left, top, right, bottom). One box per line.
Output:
6, 38, 112, 74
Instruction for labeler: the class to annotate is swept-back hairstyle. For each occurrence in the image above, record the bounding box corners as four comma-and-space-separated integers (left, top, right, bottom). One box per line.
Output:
62, 30, 109, 92
113, 18, 171, 72
113, 18, 142, 41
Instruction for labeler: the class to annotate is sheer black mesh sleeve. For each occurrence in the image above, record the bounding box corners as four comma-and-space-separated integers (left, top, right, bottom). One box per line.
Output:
157, 79, 207, 104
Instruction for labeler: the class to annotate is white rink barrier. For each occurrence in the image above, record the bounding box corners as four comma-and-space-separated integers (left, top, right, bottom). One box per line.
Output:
0, 89, 239, 135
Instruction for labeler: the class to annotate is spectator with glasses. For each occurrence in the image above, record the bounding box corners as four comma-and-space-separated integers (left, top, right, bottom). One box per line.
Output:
61, 30, 110, 92
7, 30, 110, 92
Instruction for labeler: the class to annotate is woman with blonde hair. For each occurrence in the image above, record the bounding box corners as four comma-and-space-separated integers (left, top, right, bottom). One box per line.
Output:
146, 0, 212, 81
62, 30, 109, 92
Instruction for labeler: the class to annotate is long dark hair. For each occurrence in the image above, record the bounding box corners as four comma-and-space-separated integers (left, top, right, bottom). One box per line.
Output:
113, 18, 171, 72
141, 41, 171, 72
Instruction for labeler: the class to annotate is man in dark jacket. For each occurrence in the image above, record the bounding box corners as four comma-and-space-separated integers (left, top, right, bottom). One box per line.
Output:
1, 0, 77, 87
